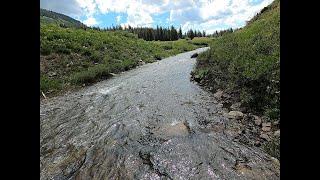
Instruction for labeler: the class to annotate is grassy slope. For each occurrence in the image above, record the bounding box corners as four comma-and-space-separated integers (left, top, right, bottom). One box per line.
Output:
194, 0, 279, 117
193, 0, 279, 158
40, 22, 210, 96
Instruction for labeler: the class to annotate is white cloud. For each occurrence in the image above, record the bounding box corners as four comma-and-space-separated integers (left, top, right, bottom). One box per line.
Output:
40, 0, 83, 17
76, 0, 97, 15
41, 0, 275, 33
83, 17, 98, 26
179, 0, 274, 33
116, 15, 121, 23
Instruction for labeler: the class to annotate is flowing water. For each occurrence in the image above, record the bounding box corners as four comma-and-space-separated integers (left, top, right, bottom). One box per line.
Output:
40, 47, 279, 180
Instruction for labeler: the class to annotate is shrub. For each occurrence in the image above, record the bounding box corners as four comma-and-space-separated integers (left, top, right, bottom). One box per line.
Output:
40, 76, 62, 93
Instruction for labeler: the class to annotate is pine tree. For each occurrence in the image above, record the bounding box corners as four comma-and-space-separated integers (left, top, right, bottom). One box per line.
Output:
178, 27, 183, 39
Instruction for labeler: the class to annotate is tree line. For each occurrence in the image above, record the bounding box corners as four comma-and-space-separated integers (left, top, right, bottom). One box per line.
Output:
89, 25, 207, 41
210, 28, 234, 37
75, 24, 237, 41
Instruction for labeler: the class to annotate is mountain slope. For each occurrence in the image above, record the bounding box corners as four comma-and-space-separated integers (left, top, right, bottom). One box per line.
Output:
40, 8, 86, 28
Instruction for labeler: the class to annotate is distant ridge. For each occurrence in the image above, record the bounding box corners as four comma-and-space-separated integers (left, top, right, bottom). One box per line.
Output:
40, 8, 86, 28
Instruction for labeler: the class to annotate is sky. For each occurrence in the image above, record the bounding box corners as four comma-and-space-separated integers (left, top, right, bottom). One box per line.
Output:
40, 0, 274, 34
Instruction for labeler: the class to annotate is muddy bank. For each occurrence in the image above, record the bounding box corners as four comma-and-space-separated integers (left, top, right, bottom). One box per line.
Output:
40, 48, 279, 179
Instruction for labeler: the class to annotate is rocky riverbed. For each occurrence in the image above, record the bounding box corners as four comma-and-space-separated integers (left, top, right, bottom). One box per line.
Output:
40, 48, 279, 179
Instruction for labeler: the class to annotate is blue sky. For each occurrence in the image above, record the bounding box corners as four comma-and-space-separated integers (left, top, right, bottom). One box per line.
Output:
40, 0, 274, 34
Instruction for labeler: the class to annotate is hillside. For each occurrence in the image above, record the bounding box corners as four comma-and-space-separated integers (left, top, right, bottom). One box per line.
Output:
40, 10, 210, 97
40, 8, 86, 28
192, 0, 280, 158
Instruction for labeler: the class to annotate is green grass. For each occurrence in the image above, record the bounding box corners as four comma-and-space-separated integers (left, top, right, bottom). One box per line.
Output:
193, 0, 279, 119
40, 23, 210, 96
189, 37, 214, 46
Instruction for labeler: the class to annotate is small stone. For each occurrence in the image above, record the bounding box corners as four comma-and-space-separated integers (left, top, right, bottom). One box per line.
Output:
213, 89, 223, 99
228, 111, 244, 120
48, 71, 57, 77
262, 126, 271, 132
138, 60, 145, 65
262, 122, 272, 131
191, 53, 198, 58
273, 120, 280, 126
155, 56, 162, 60
270, 157, 280, 166
274, 130, 280, 137
260, 133, 270, 141
237, 129, 244, 135
253, 115, 262, 126
262, 122, 271, 127
230, 102, 241, 111
217, 103, 223, 108
254, 140, 261, 147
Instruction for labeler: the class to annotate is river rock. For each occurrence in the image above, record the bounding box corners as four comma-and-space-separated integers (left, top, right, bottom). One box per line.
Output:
260, 133, 270, 141
254, 140, 261, 147
262, 122, 271, 132
48, 71, 57, 77
228, 111, 244, 120
191, 53, 198, 58
213, 89, 223, 99
155, 56, 162, 60
253, 115, 262, 126
138, 60, 145, 65
230, 102, 241, 111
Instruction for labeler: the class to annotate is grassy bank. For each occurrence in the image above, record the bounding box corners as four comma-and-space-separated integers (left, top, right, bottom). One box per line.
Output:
40, 24, 210, 97
192, 0, 280, 158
